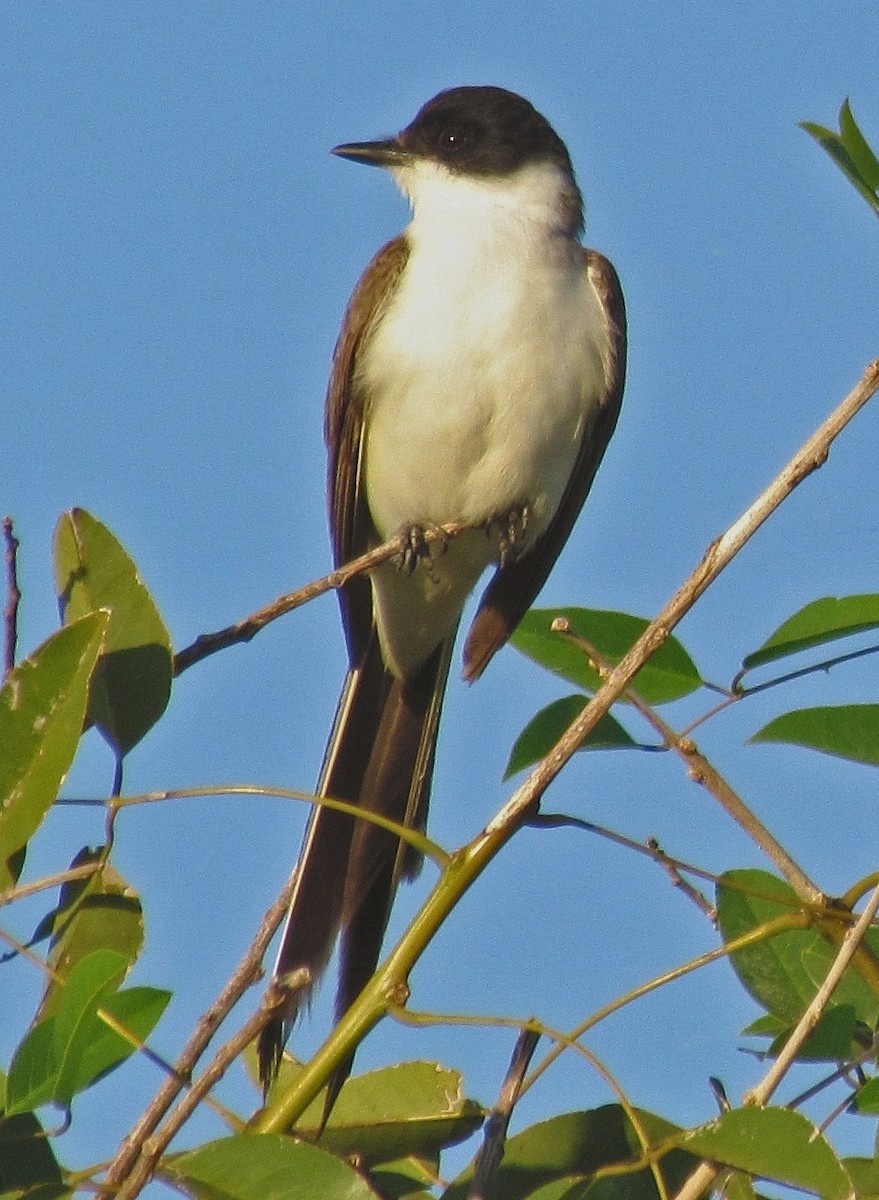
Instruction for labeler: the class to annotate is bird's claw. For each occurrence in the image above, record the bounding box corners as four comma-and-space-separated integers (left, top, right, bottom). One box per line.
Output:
491, 503, 530, 566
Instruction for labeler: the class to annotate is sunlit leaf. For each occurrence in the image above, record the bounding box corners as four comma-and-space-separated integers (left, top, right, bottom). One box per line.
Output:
53, 508, 172, 756
0, 614, 108, 890
168, 1134, 380, 1199
684, 1108, 851, 1199
741, 594, 879, 673
505, 695, 637, 777
262, 1059, 482, 1164
843, 1154, 879, 1199
512, 609, 701, 704
749, 704, 879, 767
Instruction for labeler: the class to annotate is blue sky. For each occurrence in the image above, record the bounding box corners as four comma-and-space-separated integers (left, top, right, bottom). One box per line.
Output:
4, 2, 879, 1188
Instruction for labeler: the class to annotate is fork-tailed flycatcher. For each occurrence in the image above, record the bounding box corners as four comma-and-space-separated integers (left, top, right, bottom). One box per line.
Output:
258, 85, 627, 1098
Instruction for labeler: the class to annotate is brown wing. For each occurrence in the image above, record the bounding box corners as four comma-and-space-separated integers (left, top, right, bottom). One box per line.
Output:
462, 249, 627, 681
325, 235, 410, 663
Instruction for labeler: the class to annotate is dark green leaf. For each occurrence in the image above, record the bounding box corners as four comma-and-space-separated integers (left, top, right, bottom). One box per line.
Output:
749, 704, 879, 767
367, 1155, 438, 1199
0, 1108, 65, 1193
716, 870, 879, 1029
0, 614, 108, 890
443, 1106, 696, 1200
53, 508, 173, 756
741, 594, 879, 673
167, 1133, 380, 1199
684, 1108, 851, 1199
505, 695, 636, 777
511, 609, 701, 704
39, 849, 144, 1020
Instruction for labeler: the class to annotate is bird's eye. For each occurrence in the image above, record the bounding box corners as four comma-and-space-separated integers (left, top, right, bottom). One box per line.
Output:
439, 126, 468, 155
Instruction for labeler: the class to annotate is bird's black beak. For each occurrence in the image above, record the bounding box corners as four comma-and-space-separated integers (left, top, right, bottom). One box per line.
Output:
331, 137, 408, 168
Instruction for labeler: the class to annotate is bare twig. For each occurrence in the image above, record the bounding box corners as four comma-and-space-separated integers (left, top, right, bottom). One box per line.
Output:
114, 976, 307, 1200
748, 880, 879, 1106
172, 520, 469, 676
468, 1029, 540, 1200
3, 516, 20, 678
646, 836, 716, 919
102, 874, 302, 1189
554, 620, 822, 903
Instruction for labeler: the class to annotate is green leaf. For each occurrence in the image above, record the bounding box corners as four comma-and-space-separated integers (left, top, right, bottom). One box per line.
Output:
59, 984, 171, 1095
511, 609, 701, 704
850, 1076, 879, 1115
38, 849, 144, 1020
839, 100, 879, 191
267, 1061, 483, 1165
684, 1108, 851, 1199
53, 508, 173, 756
741, 594, 879, 673
505, 695, 636, 777
0, 613, 108, 890
443, 1106, 697, 1200
716, 869, 879, 1030
801, 110, 879, 216
6, 949, 128, 1113
844, 1154, 879, 1198
167, 1134, 380, 1199
749, 704, 879, 767
0, 1108, 65, 1193
765, 1006, 859, 1062
367, 1156, 438, 1200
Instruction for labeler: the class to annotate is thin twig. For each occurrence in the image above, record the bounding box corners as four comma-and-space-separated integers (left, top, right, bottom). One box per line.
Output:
673, 883, 879, 1200
114, 977, 306, 1200
553, 620, 822, 904
468, 1029, 540, 1200
645, 836, 715, 919
172, 521, 468, 676
0, 861, 103, 909
102, 874, 302, 1189
3, 516, 21, 678
747, 880, 879, 1106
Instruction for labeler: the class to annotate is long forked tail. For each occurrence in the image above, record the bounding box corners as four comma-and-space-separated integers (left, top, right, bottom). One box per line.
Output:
257, 633, 453, 1098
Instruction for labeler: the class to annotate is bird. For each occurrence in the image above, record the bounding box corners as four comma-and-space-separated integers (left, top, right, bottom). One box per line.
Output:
257, 85, 626, 1102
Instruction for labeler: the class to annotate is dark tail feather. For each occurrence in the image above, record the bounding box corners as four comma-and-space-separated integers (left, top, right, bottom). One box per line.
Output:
257, 634, 453, 1099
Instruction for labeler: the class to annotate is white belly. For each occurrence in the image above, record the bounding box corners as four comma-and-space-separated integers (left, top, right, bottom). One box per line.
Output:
361, 223, 608, 678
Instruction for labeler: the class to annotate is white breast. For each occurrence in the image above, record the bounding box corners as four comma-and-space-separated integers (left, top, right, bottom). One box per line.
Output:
360, 159, 610, 678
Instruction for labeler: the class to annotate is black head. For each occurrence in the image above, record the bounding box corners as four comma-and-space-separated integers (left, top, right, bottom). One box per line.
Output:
399, 86, 575, 178
334, 86, 576, 181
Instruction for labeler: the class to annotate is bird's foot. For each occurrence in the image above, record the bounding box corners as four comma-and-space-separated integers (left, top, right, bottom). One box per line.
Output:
395, 522, 448, 576
490, 503, 531, 566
